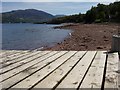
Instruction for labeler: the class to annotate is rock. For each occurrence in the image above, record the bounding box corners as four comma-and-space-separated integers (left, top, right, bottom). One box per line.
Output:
64, 40, 66, 41
80, 44, 86, 46
85, 46, 88, 49
104, 39, 109, 41
96, 46, 103, 49
103, 36, 107, 38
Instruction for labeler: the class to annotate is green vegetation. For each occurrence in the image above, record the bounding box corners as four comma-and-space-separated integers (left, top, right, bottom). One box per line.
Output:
48, 1, 120, 24
2, 1, 120, 24
2, 9, 54, 23
47, 13, 85, 24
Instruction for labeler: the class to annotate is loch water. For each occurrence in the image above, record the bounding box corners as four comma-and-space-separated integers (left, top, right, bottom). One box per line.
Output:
2, 23, 71, 50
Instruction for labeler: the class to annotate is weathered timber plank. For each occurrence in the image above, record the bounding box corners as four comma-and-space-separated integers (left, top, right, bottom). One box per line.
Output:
10, 51, 77, 88
0, 51, 31, 64
80, 51, 106, 88
0, 51, 20, 58
0, 50, 29, 59
1, 51, 41, 68
0, 52, 30, 65
56, 51, 97, 88
0, 51, 51, 75
0, 50, 27, 60
1, 51, 67, 89
0, 50, 22, 56
0, 51, 55, 81
104, 53, 119, 89
33, 51, 86, 88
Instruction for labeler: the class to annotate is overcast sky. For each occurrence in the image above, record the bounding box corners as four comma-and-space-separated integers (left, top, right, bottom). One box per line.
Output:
1, 0, 119, 2
1, 1, 119, 15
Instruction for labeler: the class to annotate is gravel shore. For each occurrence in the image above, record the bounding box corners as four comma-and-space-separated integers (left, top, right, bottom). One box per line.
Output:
44, 23, 120, 51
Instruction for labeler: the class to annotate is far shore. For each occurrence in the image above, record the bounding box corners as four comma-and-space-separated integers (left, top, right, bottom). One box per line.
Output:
44, 23, 120, 51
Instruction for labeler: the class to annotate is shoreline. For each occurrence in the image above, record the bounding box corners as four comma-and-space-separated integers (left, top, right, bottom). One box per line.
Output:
44, 23, 120, 51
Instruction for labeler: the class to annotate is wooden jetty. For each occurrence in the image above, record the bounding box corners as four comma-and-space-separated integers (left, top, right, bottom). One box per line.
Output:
0, 50, 119, 90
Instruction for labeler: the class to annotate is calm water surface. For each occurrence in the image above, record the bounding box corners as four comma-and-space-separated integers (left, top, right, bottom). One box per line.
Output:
2, 23, 71, 50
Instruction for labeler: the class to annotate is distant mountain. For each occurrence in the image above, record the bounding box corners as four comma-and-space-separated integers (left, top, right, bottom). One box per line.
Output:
55, 15, 66, 18
2, 9, 55, 23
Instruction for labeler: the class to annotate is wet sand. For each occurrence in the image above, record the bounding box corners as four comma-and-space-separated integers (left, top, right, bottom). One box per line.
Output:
44, 23, 120, 51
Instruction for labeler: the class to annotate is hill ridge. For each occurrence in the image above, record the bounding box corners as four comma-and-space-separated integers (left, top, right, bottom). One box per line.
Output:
2, 9, 55, 23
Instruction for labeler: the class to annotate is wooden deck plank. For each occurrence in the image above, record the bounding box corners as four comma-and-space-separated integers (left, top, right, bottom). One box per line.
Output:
0, 52, 29, 65
57, 51, 97, 88
0, 51, 56, 81
0, 50, 29, 58
118, 57, 120, 90
10, 51, 77, 88
0, 51, 31, 64
80, 51, 106, 88
0, 50, 119, 89
0, 52, 23, 62
1, 51, 41, 68
1, 51, 68, 89
104, 53, 119, 88
0, 51, 51, 75
0, 51, 20, 58
0, 50, 19, 56
33, 51, 86, 88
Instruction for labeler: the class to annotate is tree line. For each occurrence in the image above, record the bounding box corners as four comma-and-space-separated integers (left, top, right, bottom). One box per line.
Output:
48, 1, 120, 24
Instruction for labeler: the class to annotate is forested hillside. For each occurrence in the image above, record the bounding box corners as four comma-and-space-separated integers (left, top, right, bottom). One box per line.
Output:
48, 1, 120, 24
2, 9, 54, 23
